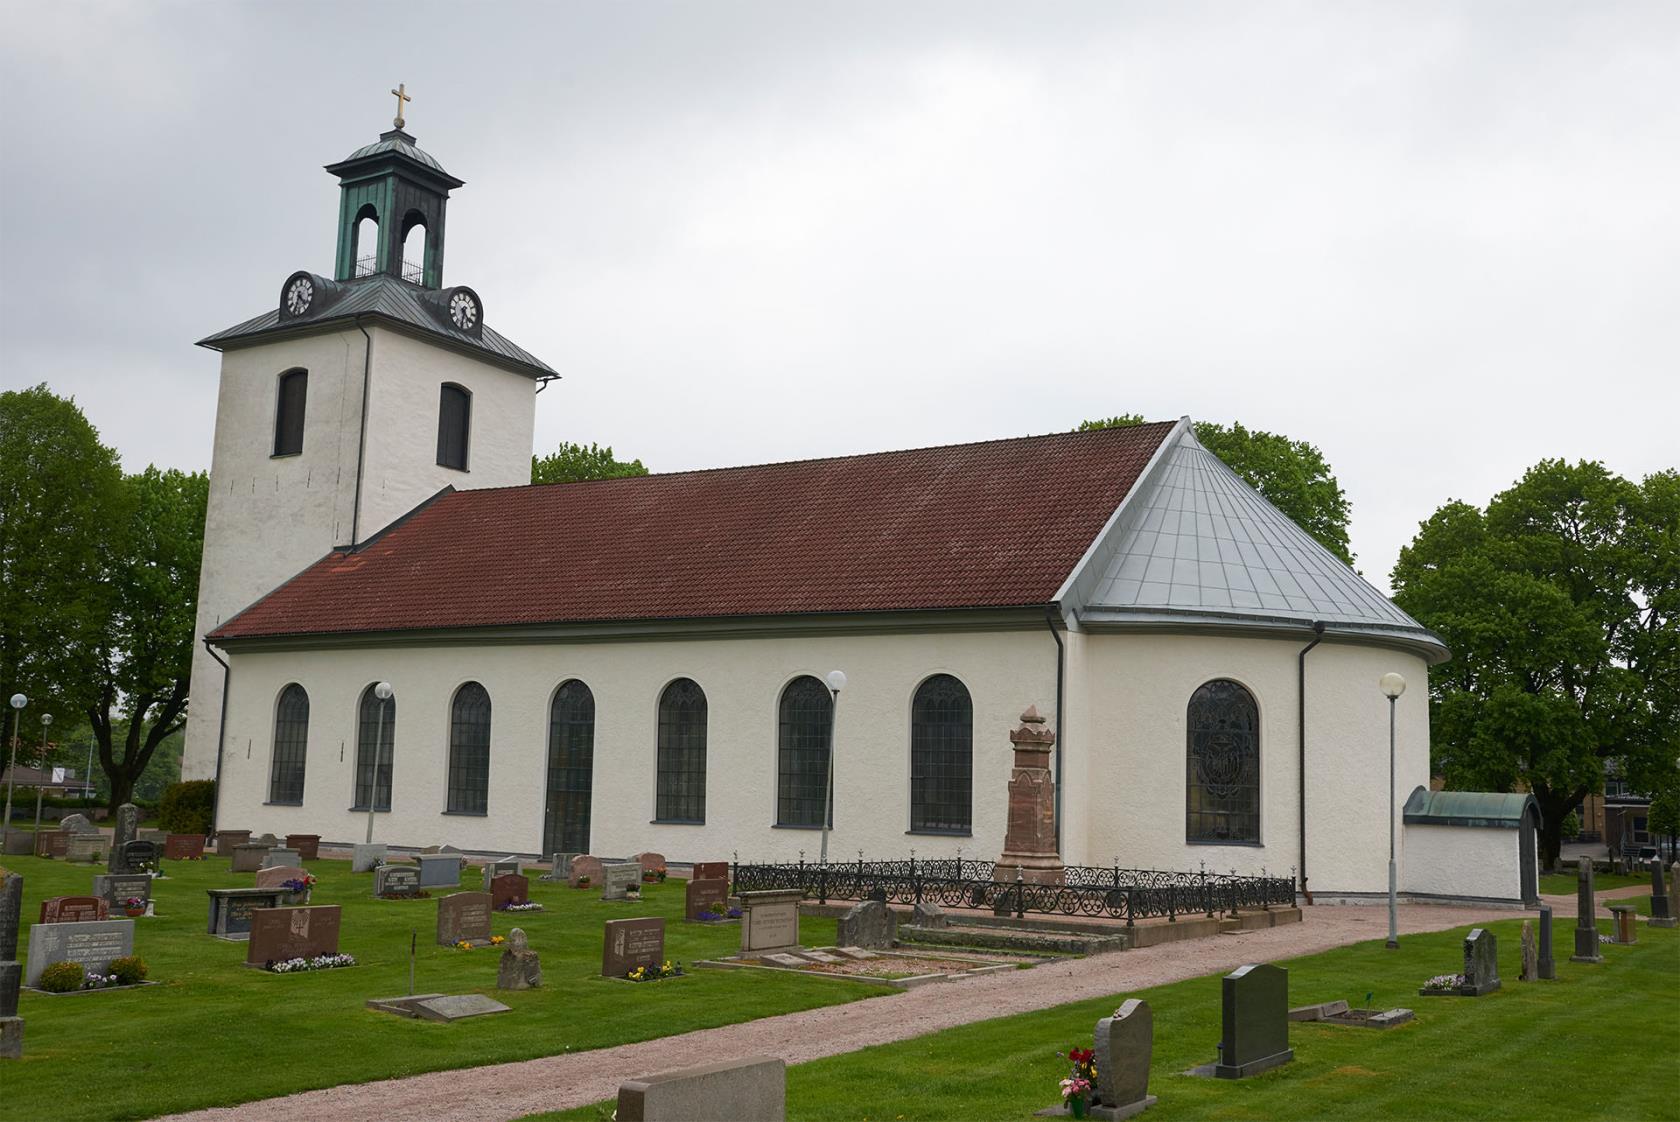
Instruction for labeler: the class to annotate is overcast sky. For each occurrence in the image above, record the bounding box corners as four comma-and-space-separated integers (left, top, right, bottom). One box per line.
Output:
2, 1, 1674, 591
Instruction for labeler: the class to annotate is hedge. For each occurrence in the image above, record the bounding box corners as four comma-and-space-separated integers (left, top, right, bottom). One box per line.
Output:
158, 780, 215, 834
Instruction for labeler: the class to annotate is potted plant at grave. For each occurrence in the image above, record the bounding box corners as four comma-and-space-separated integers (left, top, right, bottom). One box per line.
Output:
1056, 1045, 1097, 1118
38, 961, 84, 993
122, 896, 146, 918
280, 872, 316, 905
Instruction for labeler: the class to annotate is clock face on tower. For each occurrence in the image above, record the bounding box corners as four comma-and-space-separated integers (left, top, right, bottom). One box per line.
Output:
448, 289, 479, 331
285, 275, 314, 316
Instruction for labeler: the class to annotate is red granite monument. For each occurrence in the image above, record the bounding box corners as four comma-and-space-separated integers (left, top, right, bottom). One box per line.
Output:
992, 705, 1065, 886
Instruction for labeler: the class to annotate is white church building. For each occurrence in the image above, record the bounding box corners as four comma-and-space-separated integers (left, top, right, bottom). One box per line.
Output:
183, 122, 1536, 905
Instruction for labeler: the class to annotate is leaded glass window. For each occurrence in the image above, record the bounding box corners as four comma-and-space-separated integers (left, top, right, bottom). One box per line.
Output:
777, 676, 833, 827
544, 680, 594, 854
655, 678, 707, 823
268, 684, 309, 804
353, 685, 395, 811
1186, 679, 1260, 843
447, 682, 492, 814
910, 674, 973, 833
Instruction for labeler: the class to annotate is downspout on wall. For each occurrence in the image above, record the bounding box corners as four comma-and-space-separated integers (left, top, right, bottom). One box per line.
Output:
203, 638, 231, 835
349, 316, 374, 547
1046, 605, 1066, 854
1298, 620, 1325, 904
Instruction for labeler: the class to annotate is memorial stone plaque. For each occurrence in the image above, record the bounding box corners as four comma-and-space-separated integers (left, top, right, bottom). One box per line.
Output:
1537, 904, 1556, 980
253, 865, 307, 891
436, 892, 493, 946
601, 862, 643, 901
245, 905, 342, 967
740, 890, 803, 955
490, 873, 530, 910
164, 834, 206, 860
1, 870, 22, 961
38, 896, 109, 924
686, 878, 729, 920
24, 919, 134, 988
121, 839, 159, 874
93, 873, 152, 911
33, 831, 69, 858
602, 917, 666, 977
416, 853, 461, 888
635, 851, 667, 874
375, 865, 422, 898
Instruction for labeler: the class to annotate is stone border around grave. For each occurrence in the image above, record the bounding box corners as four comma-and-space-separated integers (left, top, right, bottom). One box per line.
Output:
696, 947, 1032, 990
24, 981, 158, 997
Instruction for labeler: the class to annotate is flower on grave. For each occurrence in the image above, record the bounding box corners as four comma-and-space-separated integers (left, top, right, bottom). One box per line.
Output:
1059, 1076, 1092, 1101
501, 901, 542, 912
123, 897, 145, 908
455, 940, 473, 951
490, 934, 506, 946
1421, 973, 1464, 991
726, 906, 743, 919
628, 965, 647, 981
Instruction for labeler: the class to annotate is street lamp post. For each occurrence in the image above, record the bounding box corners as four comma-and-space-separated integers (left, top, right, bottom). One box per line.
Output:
819, 670, 847, 866
3, 693, 25, 836
32, 713, 53, 834
1380, 672, 1407, 950
365, 681, 394, 845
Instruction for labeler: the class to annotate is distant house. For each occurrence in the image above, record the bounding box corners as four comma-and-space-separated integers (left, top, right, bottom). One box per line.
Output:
0, 761, 96, 800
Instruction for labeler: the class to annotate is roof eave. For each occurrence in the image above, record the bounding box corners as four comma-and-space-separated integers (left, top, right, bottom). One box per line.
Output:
1075, 606, 1453, 664
196, 312, 557, 383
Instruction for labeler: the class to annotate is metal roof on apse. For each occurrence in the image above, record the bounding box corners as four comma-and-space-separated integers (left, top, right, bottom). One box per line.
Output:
1404, 787, 1539, 828
1075, 424, 1447, 659
197, 273, 555, 379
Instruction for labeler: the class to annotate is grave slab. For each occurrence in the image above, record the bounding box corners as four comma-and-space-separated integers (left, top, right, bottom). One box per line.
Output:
617, 1056, 785, 1122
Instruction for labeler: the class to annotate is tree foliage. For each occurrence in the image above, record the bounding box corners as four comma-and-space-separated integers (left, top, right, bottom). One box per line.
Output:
1391, 459, 1680, 868
1077, 416, 1354, 564
531, 442, 649, 485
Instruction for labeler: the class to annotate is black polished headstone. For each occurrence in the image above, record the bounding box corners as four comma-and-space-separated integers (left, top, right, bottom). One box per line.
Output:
1537, 904, 1555, 980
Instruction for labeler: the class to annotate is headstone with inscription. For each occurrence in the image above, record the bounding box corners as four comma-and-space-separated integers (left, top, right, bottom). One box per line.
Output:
1459, 928, 1501, 994
93, 873, 152, 912
164, 834, 206, 860
490, 873, 530, 910
686, 878, 729, 920
635, 851, 667, 874
207, 886, 290, 939
375, 864, 423, 898
837, 899, 896, 949
259, 847, 302, 870
481, 858, 521, 891
38, 896, 109, 924
108, 803, 140, 873
65, 834, 103, 864
121, 840, 159, 874
739, 889, 803, 956
436, 892, 492, 947
246, 905, 342, 967
1520, 921, 1537, 982
1608, 903, 1637, 944
601, 862, 643, 901
284, 834, 320, 861
1571, 856, 1603, 963
569, 855, 604, 889
602, 917, 666, 977
33, 831, 68, 858
24, 918, 134, 988
691, 860, 729, 884
540, 852, 578, 882
214, 830, 252, 857
351, 843, 386, 873
231, 844, 271, 873
497, 927, 542, 990
1, 831, 31, 857
416, 853, 461, 888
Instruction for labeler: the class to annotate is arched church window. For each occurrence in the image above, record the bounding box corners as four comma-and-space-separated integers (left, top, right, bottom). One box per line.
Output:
910, 674, 973, 833
353, 684, 396, 812
437, 383, 471, 470
273, 368, 307, 457
544, 680, 595, 854
353, 205, 380, 277
400, 211, 426, 284
268, 684, 309, 805
655, 678, 707, 823
777, 676, 833, 828
447, 682, 492, 815
1186, 679, 1260, 844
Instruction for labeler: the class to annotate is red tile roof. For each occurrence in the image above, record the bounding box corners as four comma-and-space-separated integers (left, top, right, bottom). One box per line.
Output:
210, 422, 1177, 641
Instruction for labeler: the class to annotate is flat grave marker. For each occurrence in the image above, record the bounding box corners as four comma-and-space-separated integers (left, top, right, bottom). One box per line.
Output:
617, 1056, 785, 1122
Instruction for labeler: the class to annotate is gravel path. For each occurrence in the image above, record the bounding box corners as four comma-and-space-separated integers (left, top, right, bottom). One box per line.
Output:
160, 898, 1535, 1122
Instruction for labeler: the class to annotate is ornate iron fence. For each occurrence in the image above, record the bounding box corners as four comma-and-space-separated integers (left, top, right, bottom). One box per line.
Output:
730, 856, 1295, 925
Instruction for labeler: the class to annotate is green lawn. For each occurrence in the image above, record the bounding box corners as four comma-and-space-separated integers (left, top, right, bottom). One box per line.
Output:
1, 853, 876, 1120
542, 918, 1679, 1122
1538, 870, 1651, 894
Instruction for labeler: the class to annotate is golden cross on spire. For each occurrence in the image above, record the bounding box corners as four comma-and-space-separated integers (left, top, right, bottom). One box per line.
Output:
390, 83, 412, 130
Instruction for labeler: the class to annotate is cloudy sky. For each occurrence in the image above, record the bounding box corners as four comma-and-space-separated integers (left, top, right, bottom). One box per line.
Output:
2, 1, 1674, 590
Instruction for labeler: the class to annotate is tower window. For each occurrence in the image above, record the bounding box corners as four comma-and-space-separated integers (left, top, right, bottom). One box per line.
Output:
273, 368, 307, 457
401, 211, 427, 285
353, 205, 380, 277
437, 383, 471, 470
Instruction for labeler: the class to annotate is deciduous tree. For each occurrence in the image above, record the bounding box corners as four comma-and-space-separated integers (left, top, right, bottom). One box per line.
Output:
531, 442, 649, 485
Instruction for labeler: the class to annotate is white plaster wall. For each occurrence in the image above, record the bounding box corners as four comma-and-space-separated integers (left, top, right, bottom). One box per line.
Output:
212, 627, 1059, 862
182, 325, 539, 782
1077, 633, 1431, 895
1401, 824, 1527, 902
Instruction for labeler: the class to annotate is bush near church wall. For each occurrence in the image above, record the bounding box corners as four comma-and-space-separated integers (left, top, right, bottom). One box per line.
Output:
158, 780, 215, 835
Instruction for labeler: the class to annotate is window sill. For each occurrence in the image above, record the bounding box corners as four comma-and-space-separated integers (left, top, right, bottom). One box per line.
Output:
435, 462, 471, 473
650, 819, 705, 826
1186, 839, 1264, 848
772, 823, 833, 831
442, 809, 488, 817
348, 807, 392, 813
263, 800, 303, 807
906, 828, 973, 838
270, 451, 302, 460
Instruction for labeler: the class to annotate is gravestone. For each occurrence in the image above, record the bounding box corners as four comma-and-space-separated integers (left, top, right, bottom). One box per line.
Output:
739, 890, 803, 955
481, 858, 521, 890
214, 829, 251, 856
1670, 862, 1680, 913
58, 813, 98, 835
65, 834, 103, 864
33, 831, 68, 858
407, 993, 509, 1022
1, 868, 20, 1058
540, 852, 577, 881
602, 917, 666, 977
416, 853, 461, 888
1649, 860, 1676, 928
617, 1056, 785, 1122
375, 865, 423, 898
686, 878, 729, 920
38, 896, 108, 924
496, 927, 541, 990
108, 803, 140, 873
1608, 904, 1637, 944
692, 860, 729, 883
253, 865, 309, 892
1, 831, 32, 856
1570, 856, 1603, 963
1091, 998, 1157, 1119
120, 840, 159, 874
569, 855, 604, 889
351, 843, 387, 873
1460, 928, 1501, 994
1537, 904, 1556, 980
246, 905, 342, 967
1204, 963, 1292, 1079
1520, 921, 1537, 982
164, 834, 206, 860
911, 901, 948, 929
137, 828, 167, 846
837, 899, 895, 949
230, 844, 272, 873
636, 851, 667, 874
253, 833, 280, 847
601, 862, 643, 901
490, 873, 530, 910
92, 873, 152, 913
259, 847, 302, 870
436, 892, 492, 946
23, 918, 134, 988
284, 834, 320, 861
206, 887, 291, 938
